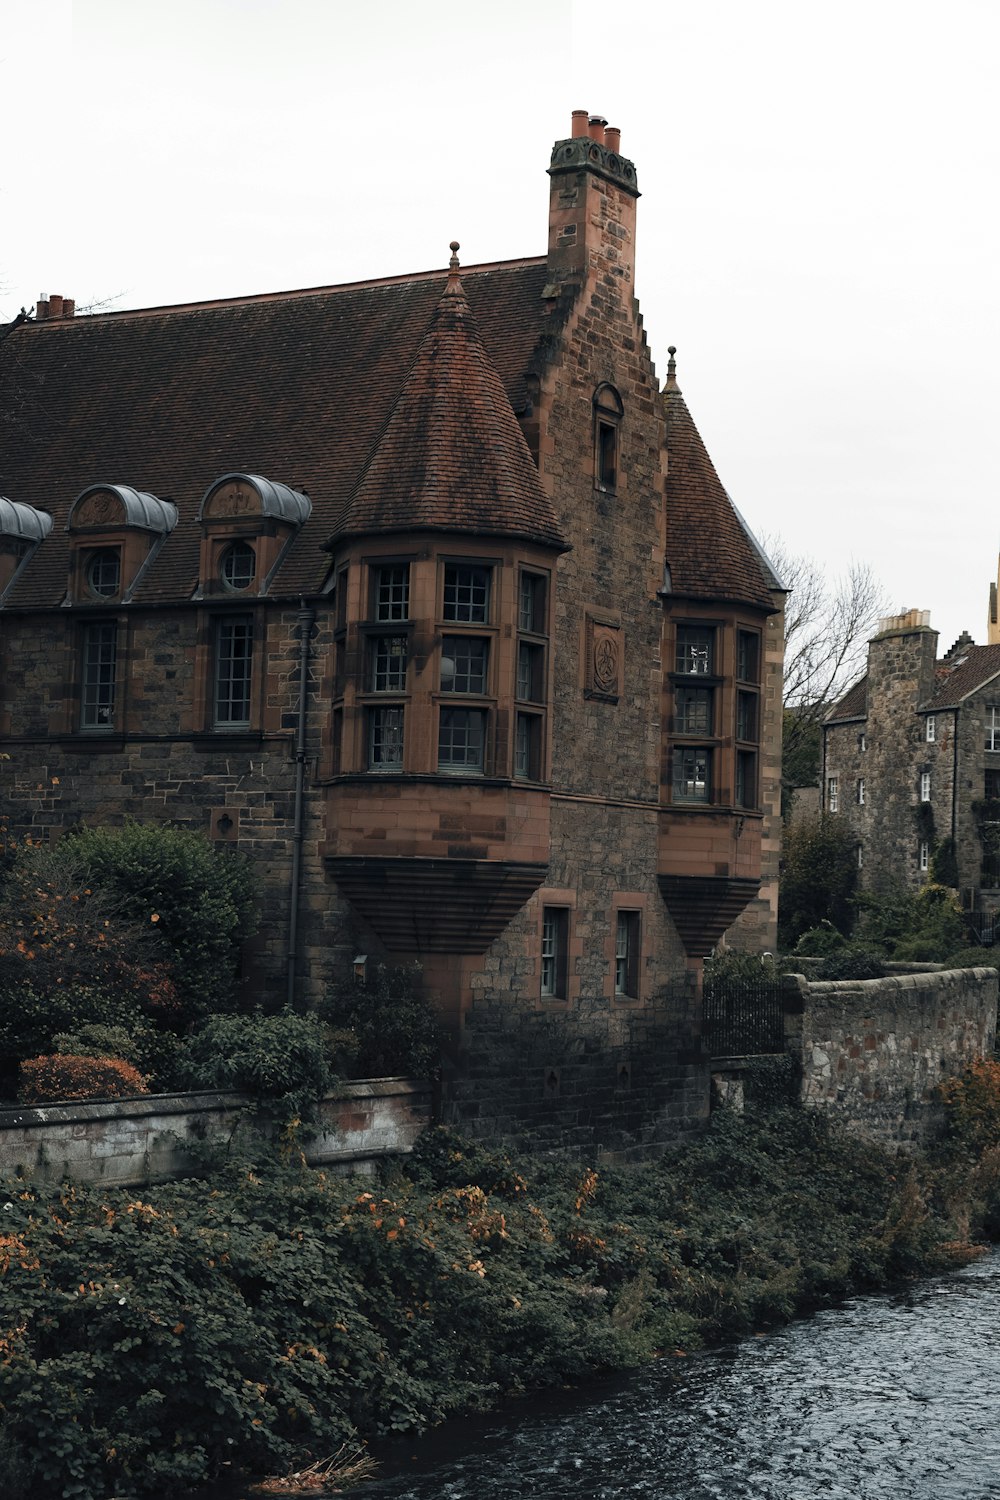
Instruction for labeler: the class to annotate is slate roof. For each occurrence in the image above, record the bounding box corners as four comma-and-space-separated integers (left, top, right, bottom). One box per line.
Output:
825, 644, 1000, 724
662, 372, 776, 612
923, 644, 1000, 710
332, 256, 565, 549
0, 258, 551, 607
825, 676, 868, 723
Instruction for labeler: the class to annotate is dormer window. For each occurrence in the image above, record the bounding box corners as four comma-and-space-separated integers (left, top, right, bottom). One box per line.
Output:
220, 540, 256, 593
0, 495, 52, 602
593, 383, 624, 492
86, 548, 121, 599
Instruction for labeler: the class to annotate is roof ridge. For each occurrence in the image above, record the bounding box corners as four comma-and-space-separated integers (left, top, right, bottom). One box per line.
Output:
14, 257, 550, 326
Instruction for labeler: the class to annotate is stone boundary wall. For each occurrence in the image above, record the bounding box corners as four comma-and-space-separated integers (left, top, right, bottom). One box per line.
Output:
791, 967, 998, 1144
0, 1078, 431, 1187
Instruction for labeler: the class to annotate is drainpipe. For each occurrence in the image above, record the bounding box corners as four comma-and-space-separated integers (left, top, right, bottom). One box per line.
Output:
286, 599, 315, 1009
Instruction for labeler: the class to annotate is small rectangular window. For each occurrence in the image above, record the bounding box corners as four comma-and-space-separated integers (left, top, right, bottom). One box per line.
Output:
675, 626, 713, 675
514, 712, 542, 780
920, 771, 931, 802
370, 634, 408, 692
368, 705, 404, 770
919, 840, 929, 872
443, 564, 491, 623
858, 732, 867, 752
373, 564, 409, 622
736, 691, 758, 743
438, 707, 486, 771
926, 715, 936, 743
737, 630, 760, 683
673, 746, 711, 803
857, 777, 866, 806
987, 707, 1000, 752
516, 641, 545, 702
736, 750, 757, 810
857, 843, 864, 869
81, 622, 117, 731
519, 572, 547, 634
597, 421, 617, 489
986, 768, 1000, 799
541, 907, 569, 999
828, 776, 839, 813
214, 615, 253, 728
615, 910, 640, 999
675, 685, 713, 735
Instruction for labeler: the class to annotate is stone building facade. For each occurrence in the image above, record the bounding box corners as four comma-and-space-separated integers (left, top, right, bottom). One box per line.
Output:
824, 609, 1000, 937
0, 113, 783, 1142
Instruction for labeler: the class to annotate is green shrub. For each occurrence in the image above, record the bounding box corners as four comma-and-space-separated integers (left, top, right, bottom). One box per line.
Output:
322, 962, 440, 1078
18, 1053, 148, 1103
180, 1009, 332, 1120
793, 923, 847, 957
779, 815, 858, 946
705, 948, 779, 983
940, 946, 1000, 971
62, 821, 257, 1019
854, 880, 967, 963
813, 947, 886, 981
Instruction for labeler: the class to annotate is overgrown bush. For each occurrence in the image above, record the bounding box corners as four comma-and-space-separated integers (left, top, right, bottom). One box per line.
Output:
779, 815, 858, 946
793, 922, 847, 957
0, 1109, 985, 1500
18, 1053, 148, 1104
940, 947, 1000, 971
322, 962, 440, 1078
854, 880, 967, 963
50, 1022, 186, 1092
180, 1009, 332, 1120
62, 820, 257, 1019
813, 947, 886, 981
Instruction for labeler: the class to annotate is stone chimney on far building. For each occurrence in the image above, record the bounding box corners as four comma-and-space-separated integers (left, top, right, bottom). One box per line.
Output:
546, 110, 639, 293
868, 609, 939, 711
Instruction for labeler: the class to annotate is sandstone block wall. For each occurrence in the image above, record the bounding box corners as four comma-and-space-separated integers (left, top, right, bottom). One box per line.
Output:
795, 966, 998, 1143
0, 1079, 430, 1187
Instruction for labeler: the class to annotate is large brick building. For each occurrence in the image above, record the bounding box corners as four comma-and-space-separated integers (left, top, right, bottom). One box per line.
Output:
0, 113, 783, 1142
824, 608, 1000, 940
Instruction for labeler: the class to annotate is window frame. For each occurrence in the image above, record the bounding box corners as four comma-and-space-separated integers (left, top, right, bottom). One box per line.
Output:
368, 703, 405, 772
920, 770, 932, 803
987, 706, 1000, 753
673, 745, 711, 804
925, 715, 936, 744
437, 705, 487, 774
592, 383, 623, 493
857, 777, 866, 806
540, 907, 569, 1001
614, 910, 641, 1001
220, 539, 257, 594
80, 619, 118, 732
213, 612, 254, 730
85, 547, 122, 601
828, 776, 839, 813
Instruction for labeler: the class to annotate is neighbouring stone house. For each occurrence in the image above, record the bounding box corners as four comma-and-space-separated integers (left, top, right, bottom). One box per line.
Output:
824, 608, 1000, 939
0, 112, 784, 1144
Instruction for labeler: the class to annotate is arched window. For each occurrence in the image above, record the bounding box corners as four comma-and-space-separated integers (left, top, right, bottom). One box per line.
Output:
592, 383, 624, 492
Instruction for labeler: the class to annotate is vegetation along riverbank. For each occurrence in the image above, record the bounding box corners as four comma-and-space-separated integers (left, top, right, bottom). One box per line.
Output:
3, 1071, 1000, 1500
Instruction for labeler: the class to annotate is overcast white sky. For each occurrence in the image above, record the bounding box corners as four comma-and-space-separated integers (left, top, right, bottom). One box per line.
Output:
3, 0, 998, 655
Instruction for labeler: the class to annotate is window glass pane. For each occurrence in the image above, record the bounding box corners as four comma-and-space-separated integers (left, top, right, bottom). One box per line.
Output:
443, 565, 490, 622
371, 635, 408, 692
675, 686, 712, 735
81, 623, 117, 729
519, 573, 546, 634
442, 636, 488, 694
736, 750, 757, 809
369, 705, 404, 769
615, 911, 640, 998
737, 631, 760, 683
517, 642, 544, 702
374, 565, 409, 622
673, 746, 710, 803
438, 707, 485, 770
736, 691, 758, 742
515, 712, 542, 780
541, 907, 568, 999
675, 626, 713, 675
87, 549, 120, 599
215, 616, 253, 726
221, 541, 256, 592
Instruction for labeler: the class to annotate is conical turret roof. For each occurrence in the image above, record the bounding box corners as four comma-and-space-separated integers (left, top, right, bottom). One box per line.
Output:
330, 247, 566, 550
663, 356, 776, 611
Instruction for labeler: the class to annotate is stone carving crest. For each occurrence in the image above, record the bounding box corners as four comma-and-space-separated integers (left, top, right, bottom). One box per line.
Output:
586, 615, 622, 703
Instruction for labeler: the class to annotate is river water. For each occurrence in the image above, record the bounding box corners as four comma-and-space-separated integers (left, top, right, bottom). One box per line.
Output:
332, 1249, 1000, 1500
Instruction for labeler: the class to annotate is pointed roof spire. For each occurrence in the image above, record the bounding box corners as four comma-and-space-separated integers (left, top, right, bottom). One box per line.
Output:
663, 375, 776, 611
330, 245, 567, 550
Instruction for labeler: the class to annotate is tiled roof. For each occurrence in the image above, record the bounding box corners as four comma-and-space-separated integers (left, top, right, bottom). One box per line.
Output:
332, 258, 565, 550
0, 259, 551, 606
663, 377, 776, 612
825, 675, 868, 722
924, 644, 1000, 709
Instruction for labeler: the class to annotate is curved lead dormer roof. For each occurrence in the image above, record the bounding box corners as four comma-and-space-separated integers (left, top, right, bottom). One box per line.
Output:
0, 495, 53, 544
198, 473, 312, 526
66, 484, 178, 535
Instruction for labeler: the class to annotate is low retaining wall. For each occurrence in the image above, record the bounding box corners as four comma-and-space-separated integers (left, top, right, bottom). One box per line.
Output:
792, 966, 998, 1144
0, 1078, 431, 1186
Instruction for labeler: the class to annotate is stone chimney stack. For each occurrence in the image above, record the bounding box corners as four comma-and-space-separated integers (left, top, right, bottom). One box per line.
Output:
547, 109, 639, 292
34, 294, 76, 321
